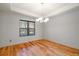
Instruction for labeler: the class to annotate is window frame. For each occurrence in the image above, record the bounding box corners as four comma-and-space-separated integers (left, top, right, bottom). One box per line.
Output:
19, 20, 35, 37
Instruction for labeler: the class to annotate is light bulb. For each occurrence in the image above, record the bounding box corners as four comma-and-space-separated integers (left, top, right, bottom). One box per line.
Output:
36, 17, 43, 22
44, 18, 49, 22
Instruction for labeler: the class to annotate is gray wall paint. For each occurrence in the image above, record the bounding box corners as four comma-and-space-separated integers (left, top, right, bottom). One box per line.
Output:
0, 11, 43, 47
43, 6, 79, 49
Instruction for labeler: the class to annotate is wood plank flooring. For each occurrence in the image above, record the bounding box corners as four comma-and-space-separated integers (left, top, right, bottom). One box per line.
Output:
0, 39, 79, 56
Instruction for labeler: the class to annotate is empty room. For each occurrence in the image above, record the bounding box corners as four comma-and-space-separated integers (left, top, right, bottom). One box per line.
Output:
0, 3, 79, 56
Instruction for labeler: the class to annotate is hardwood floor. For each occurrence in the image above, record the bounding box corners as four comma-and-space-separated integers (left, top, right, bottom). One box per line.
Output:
0, 39, 79, 56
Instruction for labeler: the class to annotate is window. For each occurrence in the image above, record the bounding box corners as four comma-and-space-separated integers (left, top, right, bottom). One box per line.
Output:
19, 20, 35, 37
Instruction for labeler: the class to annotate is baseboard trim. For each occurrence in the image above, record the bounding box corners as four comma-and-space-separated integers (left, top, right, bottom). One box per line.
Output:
44, 39, 79, 50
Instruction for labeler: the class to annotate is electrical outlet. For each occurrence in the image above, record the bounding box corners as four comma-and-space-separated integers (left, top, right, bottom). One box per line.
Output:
9, 40, 12, 42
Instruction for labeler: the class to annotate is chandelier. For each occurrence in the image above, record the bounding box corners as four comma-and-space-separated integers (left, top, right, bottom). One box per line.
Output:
36, 3, 49, 23
36, 17, 49, 23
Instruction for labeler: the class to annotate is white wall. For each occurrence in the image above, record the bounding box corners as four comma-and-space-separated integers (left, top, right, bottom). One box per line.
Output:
0, 11, 43, 47
0, 6, 79, 49
43, 6, 79, 49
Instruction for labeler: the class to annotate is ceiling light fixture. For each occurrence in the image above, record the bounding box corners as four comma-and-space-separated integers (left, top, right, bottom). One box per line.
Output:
36, 3, 49, 23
